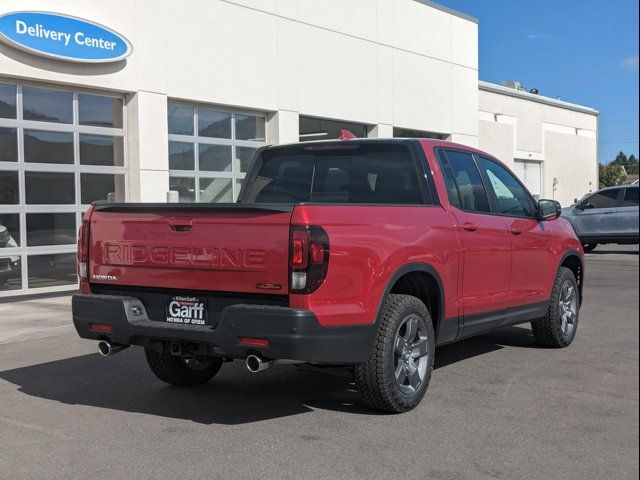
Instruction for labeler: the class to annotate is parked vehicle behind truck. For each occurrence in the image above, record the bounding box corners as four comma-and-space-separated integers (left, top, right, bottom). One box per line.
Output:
72, 138, 585, 413
562, 185, 639, 252
0, 223, 20, 287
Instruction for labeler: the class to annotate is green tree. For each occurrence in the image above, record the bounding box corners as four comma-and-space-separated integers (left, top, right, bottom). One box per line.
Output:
599, 163, 627, 188
627, 154, 639, 174
612, 151, 629, 166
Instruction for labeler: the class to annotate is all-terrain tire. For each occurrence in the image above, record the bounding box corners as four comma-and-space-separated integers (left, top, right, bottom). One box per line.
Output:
531, 267, 580, 348
354, 294, 435, 413
145, 349, 223, 386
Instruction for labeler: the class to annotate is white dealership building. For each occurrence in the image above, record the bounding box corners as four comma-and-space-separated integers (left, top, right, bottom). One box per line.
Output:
0, 0, 598, 297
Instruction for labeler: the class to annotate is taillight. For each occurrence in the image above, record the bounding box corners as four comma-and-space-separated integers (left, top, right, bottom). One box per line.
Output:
78, 205, 95, 294
289, 225, 329, 294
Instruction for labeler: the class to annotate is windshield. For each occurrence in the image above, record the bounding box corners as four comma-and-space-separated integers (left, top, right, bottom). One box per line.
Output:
241, 144, 424, 204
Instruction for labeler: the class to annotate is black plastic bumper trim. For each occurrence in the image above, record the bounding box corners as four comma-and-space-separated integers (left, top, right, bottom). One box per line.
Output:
72, 294, 375, 364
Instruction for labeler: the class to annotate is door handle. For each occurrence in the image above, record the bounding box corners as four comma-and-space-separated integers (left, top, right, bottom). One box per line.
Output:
462, 223, 478, 232
602, 211, 616, 215
510, 228, 523, 236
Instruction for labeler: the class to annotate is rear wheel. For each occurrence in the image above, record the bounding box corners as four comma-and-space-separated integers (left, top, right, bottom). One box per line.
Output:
145, 349, 223, 386
582, 243, 598, 253
531, 267, 580, 348
354, 294, 435, 413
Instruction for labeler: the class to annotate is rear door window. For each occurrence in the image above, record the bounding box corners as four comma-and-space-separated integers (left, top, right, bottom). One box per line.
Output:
242, 144, 425, 204
477, 156, 535, 218
438, 150, 491, 213
437, 150, 462, 209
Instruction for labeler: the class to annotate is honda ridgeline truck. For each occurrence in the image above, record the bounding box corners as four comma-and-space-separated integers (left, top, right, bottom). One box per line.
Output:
72, 138, 585, 413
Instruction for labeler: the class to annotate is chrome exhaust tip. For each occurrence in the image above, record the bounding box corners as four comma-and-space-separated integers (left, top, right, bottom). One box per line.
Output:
97, 340, 112, 357
97, 340, 128, 357
246, 354, 271, 373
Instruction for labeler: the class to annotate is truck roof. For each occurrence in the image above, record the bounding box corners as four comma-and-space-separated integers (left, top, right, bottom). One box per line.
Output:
266, 137, 501, 165
268, 137, 482, 153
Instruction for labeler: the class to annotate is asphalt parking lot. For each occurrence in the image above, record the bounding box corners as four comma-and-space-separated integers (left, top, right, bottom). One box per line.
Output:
0, 246, 638, 480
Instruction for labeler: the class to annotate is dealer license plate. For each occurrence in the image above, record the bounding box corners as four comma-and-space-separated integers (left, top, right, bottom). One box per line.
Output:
166, 296, 208, 325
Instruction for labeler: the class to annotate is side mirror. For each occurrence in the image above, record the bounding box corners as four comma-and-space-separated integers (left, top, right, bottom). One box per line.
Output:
538, 199, 562, 221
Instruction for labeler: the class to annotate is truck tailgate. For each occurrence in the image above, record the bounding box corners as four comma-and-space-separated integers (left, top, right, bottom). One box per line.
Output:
88, 204, 293, 294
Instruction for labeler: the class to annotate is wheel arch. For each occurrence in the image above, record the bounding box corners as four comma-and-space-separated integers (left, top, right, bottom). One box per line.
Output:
375, 263, 445, 338
559, 250, 584, 303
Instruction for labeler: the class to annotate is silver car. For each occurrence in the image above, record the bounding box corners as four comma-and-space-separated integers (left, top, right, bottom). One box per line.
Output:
562, 185, 639, 252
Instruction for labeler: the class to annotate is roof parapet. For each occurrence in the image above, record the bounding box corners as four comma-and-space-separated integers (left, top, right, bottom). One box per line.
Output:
413, 0, 478, 24
479, 81, 599, 116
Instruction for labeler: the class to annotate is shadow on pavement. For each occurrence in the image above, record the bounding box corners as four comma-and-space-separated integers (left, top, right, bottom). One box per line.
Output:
588, 249, 639, 256
435, 325, 540, 369
0, 326, 538, 425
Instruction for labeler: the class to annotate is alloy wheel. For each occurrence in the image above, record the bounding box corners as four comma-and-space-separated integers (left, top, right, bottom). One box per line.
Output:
559, 280, 578, 336
393, 314, 430, 395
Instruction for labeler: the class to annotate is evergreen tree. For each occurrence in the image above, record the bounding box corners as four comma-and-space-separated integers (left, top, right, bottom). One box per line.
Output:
612, 151, 629, 166
599, 163, 627, 188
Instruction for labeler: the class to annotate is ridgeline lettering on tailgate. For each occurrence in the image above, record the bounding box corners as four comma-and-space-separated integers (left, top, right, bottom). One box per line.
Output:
103, 244, 266, 270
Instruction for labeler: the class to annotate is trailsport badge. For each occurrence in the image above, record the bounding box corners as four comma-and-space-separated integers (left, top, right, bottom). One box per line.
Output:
166, 296, 207, 325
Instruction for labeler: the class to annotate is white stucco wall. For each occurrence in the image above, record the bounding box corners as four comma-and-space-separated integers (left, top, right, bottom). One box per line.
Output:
0, 0, 479, 201
478, 83, 598, 207
0, 1, 598, 209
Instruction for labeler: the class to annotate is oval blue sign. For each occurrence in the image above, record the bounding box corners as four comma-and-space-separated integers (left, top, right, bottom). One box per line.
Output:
0, 11, 132, 63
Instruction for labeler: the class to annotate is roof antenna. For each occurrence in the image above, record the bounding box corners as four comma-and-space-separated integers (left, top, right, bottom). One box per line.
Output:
339, 130, 357, 140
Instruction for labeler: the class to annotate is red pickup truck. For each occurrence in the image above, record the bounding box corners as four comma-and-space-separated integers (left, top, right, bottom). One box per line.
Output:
72, 139, 585, 413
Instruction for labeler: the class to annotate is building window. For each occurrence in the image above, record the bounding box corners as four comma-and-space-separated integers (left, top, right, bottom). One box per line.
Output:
167, 101, 266, 202
299, 116, 369, 142
0, 81, 126, 296
393, 127, 447, 140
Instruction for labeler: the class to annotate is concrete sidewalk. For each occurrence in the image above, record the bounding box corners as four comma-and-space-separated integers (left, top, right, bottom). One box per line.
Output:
0, 295, 73, 345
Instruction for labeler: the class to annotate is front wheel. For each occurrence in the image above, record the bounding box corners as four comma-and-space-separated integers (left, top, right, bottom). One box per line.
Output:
354, 294, 435, 413
531, 267, 580, 348
582, 243, 598, 253
145, 349, 223, 386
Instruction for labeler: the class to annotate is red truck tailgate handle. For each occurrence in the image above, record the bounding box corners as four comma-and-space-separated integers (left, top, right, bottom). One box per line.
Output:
462, 223, 478, 232
169, 217, 193, 233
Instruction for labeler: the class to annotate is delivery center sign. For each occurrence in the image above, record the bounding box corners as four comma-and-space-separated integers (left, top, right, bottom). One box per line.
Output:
0, 11, 132, 63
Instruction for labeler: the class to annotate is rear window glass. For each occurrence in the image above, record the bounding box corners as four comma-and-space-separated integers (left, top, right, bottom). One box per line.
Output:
242, 144, 424, 204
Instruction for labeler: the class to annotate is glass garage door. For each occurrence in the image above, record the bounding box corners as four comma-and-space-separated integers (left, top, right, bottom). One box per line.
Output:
167, 101, 267, 203
0, 81, 126, 297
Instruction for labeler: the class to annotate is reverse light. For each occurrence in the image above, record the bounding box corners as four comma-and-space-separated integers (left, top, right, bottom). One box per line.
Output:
289, 225, 330, 294
291, 272, 307, 291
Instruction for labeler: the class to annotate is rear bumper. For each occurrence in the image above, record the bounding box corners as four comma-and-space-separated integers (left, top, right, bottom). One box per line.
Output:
72, 294, 375, 364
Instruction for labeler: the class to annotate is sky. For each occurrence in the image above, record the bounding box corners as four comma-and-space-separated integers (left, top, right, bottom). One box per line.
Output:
437, 0, 639, 163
